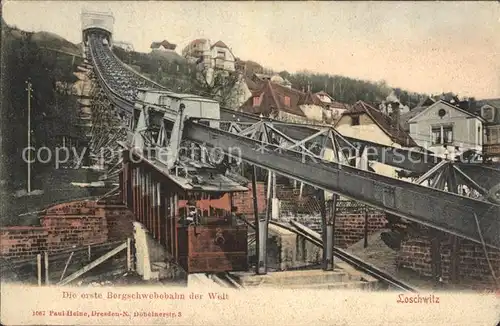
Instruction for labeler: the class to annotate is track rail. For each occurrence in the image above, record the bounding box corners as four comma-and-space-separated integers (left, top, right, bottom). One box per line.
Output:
208, 272, 243, 289
240, 216, 416, 292
286, 220, 417, 292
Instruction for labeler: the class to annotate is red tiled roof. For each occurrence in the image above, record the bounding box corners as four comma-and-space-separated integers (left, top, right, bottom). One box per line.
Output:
341, 101, 418, 147
240, 81, 306, 117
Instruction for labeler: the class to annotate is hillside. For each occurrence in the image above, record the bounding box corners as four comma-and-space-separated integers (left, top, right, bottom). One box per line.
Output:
30, 31, 81, 55
2, 23, 81, 56
114, 43, 427, 107
1, 21, 85, 194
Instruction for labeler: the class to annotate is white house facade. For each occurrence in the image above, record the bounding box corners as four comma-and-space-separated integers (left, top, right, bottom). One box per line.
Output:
181, 39, 236, 84
407, 100, 485, 158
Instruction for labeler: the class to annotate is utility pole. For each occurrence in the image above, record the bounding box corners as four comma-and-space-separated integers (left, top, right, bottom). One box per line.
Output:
26, 80, 33, 193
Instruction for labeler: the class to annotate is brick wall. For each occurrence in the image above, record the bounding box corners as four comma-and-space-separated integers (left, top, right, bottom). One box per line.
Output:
42, 215, 107, 252
0, 227, 48, 258
232, 182, 267, 217
396, 236, 433, 277
334, 212, 388, 248
0, 200, 135, 260
397, 232, 500, 288
102, 205, 135, 241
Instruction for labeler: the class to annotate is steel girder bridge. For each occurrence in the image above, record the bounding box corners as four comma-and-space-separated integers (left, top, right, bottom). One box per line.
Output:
81, 13, 500, 283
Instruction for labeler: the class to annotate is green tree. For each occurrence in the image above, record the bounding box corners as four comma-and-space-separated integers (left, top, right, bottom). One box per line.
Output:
1, 23, 83, 189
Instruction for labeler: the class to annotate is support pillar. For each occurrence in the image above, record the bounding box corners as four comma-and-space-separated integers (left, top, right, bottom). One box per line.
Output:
148, 174, 154, 236
160, 185, 167, 247
229, 192, 235, 226
271, 172, 279, 219
251, 165, 266, 275
326, 194, 338, 270
356, 146, 368, 170
173, 193, 179, 260
148, 174, 153, 237
320, 190, 335, 271
156, 181, 161, 242
169, 193, 174, 256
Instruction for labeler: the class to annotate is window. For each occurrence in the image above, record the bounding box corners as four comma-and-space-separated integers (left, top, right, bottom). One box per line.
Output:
253, 96, 261, 107
431, 125, 453, 145
351, 116, 360, 126
284, 96, 290, 107
432, 127, 442, 145
217, 51, 225, 59
443, 126, 453, 144
158, 96, 170, 106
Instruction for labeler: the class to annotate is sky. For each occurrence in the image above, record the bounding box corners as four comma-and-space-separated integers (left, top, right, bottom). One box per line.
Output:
3, 1, 500, 99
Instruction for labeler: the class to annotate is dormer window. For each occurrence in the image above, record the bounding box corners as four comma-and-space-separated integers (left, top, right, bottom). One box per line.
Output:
351, 115, 360, 126
284, 96, 290, 107
253, 96, 261, 107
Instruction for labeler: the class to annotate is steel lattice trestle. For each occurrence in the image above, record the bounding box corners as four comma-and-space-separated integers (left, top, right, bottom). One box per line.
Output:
84, 26, 500, 283
218, 108, 500, 196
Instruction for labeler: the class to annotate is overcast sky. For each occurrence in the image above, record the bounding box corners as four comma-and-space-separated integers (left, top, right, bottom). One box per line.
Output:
3, 1, 500, 99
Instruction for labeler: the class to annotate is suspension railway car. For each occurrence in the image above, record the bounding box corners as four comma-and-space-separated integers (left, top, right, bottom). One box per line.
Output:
120, 89, 248, 274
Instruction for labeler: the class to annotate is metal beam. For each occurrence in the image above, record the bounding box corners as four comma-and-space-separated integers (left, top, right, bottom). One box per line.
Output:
220, 108, 439, 174
184, 121, 500, 249
221, 109, 500, 189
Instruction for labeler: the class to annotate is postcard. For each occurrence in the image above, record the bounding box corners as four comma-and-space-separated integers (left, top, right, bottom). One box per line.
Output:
1, 1, 500, 325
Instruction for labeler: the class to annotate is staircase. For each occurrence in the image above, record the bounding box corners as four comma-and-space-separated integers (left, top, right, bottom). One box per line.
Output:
234, 269, 379, 290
